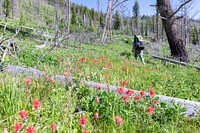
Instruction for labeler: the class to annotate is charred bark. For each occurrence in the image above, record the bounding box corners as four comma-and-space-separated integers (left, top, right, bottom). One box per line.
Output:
157, 0, 191, 62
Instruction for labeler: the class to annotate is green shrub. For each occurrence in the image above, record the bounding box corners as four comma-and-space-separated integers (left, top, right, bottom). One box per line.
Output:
87, 25, 96, 32
124, 37, 133, 44
70, 24, 84, 33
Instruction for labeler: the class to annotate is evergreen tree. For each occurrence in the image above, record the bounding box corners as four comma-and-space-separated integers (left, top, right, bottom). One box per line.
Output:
191, 25, 199, 45
71, 8, 77, 25
146, 17, 152, 32
80, 4, 84, 15
133, 0, 139, 17
90, 8, 97, 27
83, 6, 88, 15
59, 19, 65, 30
123, 18, 128, 31
123, 18, 128, 26
99, 12, 104, 28
3, 0, 11, 18
19, 12, 26, 25
87, 8, 91, 18
132, 0, 139, 33
71, 3, 76, 13
140, 21, 145, 36
59, 0, 64, 5
88, 19, 96, 32
113, 10, 121, 30
145, 19, 149, 36
78, 17, 83, 26
91, 8, 95, 21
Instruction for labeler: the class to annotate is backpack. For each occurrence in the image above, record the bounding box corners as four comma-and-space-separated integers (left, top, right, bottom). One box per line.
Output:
135, 41, 145, 50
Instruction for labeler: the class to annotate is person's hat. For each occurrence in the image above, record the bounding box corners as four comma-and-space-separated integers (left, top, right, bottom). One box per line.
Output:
137, 35, 143, 42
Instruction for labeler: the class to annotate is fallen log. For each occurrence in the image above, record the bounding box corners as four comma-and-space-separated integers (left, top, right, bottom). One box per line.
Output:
152, 55, 200, 71
3, 65, 200, 117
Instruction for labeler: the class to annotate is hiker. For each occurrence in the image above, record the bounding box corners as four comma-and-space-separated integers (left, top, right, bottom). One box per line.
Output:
132, 35, 145, 64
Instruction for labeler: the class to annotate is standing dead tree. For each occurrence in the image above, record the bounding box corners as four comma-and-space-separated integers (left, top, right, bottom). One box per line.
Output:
36, 0, 41, 21
67, 0, 71, 33
62, 0, 71, 33
157, 0, 192, 62
180, 0, 189, 46
100, 0, 128, 45
11, 0, 18, 18
100, 0, 113, 45
53, 0, 59, 31
97, 0, 100, 32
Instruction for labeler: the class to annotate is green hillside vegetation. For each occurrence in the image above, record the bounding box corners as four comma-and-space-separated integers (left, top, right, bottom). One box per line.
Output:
0, 0, 200, 132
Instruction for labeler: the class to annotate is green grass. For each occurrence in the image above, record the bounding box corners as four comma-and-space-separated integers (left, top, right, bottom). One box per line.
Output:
0, 72, 200, 132
5, 38, 199, 101
0, 17, 200, 132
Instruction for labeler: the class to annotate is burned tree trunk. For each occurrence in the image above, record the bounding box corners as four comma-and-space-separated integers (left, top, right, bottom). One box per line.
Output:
62, 0, 71, 33
157, 0, 191, 62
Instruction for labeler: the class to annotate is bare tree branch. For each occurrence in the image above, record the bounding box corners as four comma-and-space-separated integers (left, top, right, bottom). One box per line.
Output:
0, 23, 56, 68
1, 26, 22, 63
112, 0, 128, 11
93, 67, 109, 77
113, 0, 119, 8
175, 16, 184, 20
0, 23, 8, 45
159, 15, 167, 20
187, 10, 200, 24
170, 0, 192, 18
34, 44, 57, 68
34, 31, 70, 68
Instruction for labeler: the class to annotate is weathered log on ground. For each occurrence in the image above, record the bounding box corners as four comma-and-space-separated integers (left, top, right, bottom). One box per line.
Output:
3, 65, 200, 117
153, 55, 200, 71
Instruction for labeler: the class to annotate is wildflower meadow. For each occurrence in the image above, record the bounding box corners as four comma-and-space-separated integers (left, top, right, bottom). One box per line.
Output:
0, 39, 200, 133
